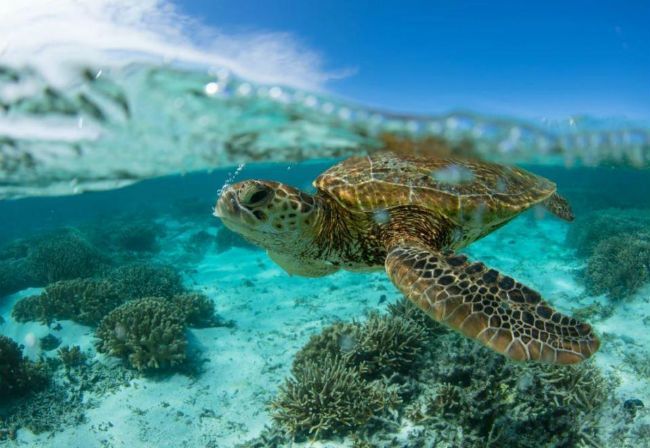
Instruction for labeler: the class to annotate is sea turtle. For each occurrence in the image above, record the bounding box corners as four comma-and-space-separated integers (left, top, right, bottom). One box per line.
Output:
214, 153, 599, 364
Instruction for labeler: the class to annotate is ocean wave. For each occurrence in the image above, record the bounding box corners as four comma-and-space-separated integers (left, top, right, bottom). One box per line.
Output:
0, 0, 648, 199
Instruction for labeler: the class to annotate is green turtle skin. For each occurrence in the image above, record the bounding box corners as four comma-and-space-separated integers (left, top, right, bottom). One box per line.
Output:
215, 153, 598, 365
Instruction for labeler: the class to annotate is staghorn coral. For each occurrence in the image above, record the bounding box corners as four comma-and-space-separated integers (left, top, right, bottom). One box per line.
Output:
293, 313, 428, 380
12, 278, 124, 325
95, 297, 187, 371
270, 355, 400, 439
292, 321, 359, 372
584, 233, 650, 300
344, 313, 428, 379
256, 298, 612, 446
0, 335, 49, 399
108, 263, 185, 300
405, 332, 611, 448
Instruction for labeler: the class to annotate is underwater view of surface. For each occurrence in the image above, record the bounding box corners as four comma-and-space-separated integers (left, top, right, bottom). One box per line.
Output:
2, 1, 650, 447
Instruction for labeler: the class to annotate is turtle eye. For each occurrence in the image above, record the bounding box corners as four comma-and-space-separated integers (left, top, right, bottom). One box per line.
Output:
241, 186, 272, 206
249, 189, 269, 204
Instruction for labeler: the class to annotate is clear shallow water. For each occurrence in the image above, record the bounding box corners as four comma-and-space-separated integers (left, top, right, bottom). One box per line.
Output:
1, 22, 650, 446
1, 160, 650, 446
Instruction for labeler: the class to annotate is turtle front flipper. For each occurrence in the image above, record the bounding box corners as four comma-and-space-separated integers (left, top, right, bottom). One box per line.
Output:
385, 245, 599, 364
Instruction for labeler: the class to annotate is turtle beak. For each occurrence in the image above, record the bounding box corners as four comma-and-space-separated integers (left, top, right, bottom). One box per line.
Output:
214, 186, 239, 219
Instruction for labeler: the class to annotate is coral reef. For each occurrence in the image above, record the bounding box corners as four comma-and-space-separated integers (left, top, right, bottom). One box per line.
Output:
26, 229, 106, 284
57, 345, 87, 368
1, 351, 134, 440
292, 313, 428, 380
566, 208, 650, 257
112, 221, 162, 252
108, 263, 185, 300
85, 216, 164, 254
170, 292, 230, 328
0, 259, 32, 298
95, 297, 188, 371
12, 278, 124, 325
10, 265, 225, 329
405, 331, 610, 447
347, 313, 428, 379
0, 335, 49, 400
262, 299, 613, 447
565, 208, 650, 300
270, 355, 400, 439
584, 234, 650, 300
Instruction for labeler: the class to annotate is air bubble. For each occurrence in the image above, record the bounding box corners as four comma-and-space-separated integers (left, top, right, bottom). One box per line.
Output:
431, 164, 475, 185
373, 209, 391, 224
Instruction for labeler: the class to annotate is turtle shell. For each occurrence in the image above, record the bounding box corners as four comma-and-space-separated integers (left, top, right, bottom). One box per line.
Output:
314, 153, 556, 228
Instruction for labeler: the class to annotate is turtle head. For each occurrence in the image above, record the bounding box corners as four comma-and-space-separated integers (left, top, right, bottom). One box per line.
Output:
214, 180, 319, 251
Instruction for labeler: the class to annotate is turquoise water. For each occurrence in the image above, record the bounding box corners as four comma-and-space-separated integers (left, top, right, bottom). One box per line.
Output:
2, 156, 650, 446
2, 28, 650, 448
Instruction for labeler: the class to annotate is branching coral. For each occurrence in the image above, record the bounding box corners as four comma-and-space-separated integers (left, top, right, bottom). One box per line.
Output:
405, 333, 611, 448
170, 292, 229, 328
585, 233, 650, 300
566, 208, 650, 257
0, 259, 32, 298
26, 229, 106, 284
344, 313, 428, 379
293, 313, 428, 380
12, 278, 124, 325
82, 215, 164, 255
0, 335, 49, 399
270, 356, 400, 438
108, 263, 185, 300
57, 345, 87, 368
263, 298, 612, 447
387, 297, 448, 335
95, 297, 188, 371
112, 221, 162, 252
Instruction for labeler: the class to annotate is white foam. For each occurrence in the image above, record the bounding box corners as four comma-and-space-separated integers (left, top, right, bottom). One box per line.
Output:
0, 0, 334, 90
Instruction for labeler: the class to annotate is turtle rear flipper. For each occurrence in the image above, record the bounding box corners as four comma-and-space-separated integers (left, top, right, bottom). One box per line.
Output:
385, 246, 599, 364
543, 192, 574, 221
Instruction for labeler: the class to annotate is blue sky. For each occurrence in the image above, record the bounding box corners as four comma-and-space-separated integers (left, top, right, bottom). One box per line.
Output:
178, 0, 650, 121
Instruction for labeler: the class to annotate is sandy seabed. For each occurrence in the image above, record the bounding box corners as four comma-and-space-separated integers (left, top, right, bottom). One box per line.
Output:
1, 215, 649, 447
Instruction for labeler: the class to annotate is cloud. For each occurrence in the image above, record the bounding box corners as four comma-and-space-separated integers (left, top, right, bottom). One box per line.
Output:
0, 0, 338, 90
